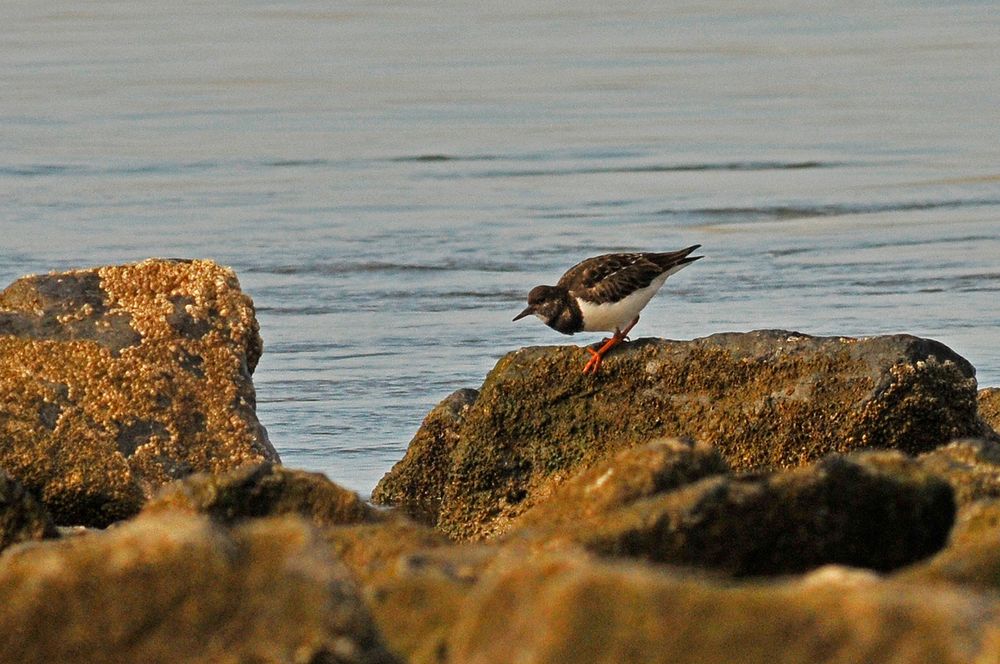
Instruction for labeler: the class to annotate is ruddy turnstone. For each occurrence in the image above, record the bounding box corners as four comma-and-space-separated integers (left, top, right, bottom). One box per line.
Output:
513, 245, 702, 374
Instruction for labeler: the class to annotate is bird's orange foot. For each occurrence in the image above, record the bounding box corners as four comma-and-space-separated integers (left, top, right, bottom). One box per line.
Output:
582, 331, 628, 375
582, 346, 604, 374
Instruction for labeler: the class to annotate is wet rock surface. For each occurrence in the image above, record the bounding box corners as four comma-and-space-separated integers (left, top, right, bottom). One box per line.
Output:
375, 331, 981, 541
0, 511, 399, 664
0, 259, 277, 526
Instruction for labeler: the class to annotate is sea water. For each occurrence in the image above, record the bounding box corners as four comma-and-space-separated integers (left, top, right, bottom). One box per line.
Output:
1, 1, 998, 494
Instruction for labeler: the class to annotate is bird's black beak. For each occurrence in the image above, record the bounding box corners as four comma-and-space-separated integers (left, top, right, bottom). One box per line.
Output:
512, 305, 534, 322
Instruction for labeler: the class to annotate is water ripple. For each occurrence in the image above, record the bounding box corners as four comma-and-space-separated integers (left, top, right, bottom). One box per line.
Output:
660, 198, 1000, 223
420, 160, 844, 179
247, 260, 524, 276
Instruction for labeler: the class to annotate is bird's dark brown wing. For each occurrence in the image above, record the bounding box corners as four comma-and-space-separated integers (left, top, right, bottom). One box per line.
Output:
558, 253, 668, 304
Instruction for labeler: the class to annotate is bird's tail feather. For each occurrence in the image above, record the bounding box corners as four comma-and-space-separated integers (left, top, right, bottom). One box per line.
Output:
652, 244, 703, 269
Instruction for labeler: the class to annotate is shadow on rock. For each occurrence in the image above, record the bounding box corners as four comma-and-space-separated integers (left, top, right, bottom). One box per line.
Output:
508, 440, 954, 575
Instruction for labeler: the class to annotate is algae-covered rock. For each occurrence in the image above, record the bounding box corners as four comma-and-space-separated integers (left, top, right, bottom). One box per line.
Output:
376, 331, 980, 540
372, 389, 478, 526
514, 437, 729, 536
447, 553, 999, 664
0, 259, 277, 526
569, 451, 954, 575
0, 469, 58, 552
0, 512, 398, 664
144, 462, 379, 527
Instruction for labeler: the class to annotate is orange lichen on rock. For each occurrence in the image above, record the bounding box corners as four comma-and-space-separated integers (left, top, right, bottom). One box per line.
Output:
0, 259, 276, 526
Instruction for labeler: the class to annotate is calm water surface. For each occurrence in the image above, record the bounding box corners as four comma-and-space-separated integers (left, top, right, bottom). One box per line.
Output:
2, 2, 998, 494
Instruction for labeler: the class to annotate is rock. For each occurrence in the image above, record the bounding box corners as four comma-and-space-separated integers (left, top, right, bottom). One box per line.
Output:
361, 543, 499, 664
316, 511, 492, 664
144, 462, 380, 527
150, 463, 470, 664
980, 388, 1000, 434
315, 511, 494, 664
0, 469, 58, 552
375, 331, 980, 540
514, 437, 729, 535
322, 519, 451, 584
0, 512, 398, 664
951, 498, 1000, 547
372, 389, 478, 527
918, 438, 1000, 506
447, 552, 999, 664
520, 450, 954, 575
0, 259, 277, 526
898, 498, 1000, 590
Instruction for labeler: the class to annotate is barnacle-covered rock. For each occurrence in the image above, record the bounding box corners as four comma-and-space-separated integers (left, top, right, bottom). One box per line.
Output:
0, 259, 276, 526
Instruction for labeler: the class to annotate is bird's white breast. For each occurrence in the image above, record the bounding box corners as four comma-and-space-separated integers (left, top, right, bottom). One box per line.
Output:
575, 276, 661, 332
576, 264, 688, 333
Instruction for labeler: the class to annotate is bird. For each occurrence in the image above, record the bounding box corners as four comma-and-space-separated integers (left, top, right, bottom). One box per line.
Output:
513, 245, 702, 374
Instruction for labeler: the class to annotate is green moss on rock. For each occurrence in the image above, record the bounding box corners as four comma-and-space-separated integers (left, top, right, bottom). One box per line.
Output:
375, 331, 980, 541
371, 389, 478, 526
514, 437, 729, 536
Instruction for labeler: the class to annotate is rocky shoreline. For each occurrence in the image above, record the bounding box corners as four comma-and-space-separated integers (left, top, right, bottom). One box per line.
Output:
3, 259, 1000, 663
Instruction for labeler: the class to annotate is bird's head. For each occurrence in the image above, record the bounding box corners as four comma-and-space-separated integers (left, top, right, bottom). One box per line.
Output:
513, 285, 563, 326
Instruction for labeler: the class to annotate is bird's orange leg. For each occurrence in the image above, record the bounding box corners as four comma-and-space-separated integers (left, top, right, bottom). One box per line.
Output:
618, 316, 640, 338
582, 316, 640, 374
